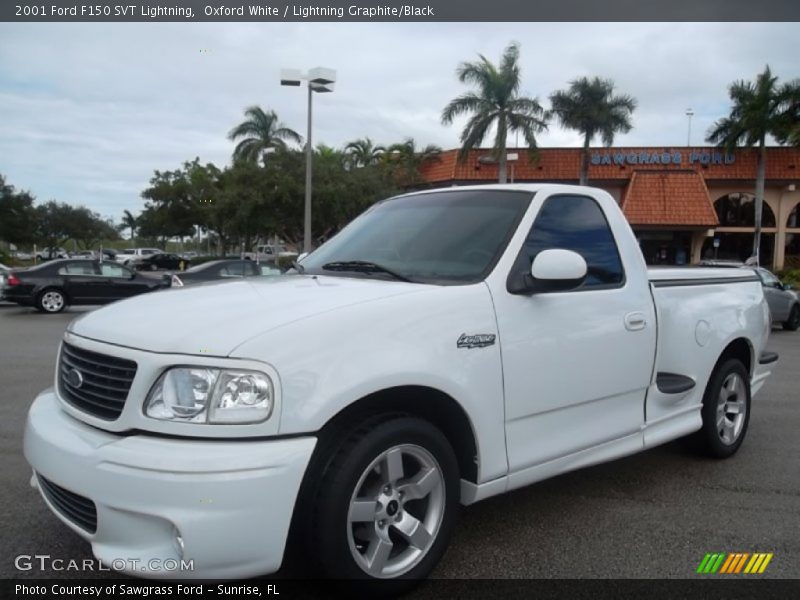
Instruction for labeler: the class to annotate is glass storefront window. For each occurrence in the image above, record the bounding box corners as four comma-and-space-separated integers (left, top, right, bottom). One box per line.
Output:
701, 232, 775, 265
714, 193, 776, 227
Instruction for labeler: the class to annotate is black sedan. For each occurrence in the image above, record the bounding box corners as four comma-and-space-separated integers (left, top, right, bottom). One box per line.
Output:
171, 259, 281, 286
131, 252, 189, 271
3, 259, 171, 313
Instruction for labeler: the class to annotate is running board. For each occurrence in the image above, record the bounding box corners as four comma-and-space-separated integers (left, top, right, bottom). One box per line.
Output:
656, 372, 696, 394
759, 351, 779, 365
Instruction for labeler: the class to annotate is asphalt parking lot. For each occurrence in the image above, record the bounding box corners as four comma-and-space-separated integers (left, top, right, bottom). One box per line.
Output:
0, 302, 798, 583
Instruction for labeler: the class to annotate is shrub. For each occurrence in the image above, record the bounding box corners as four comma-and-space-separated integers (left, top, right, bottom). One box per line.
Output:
776, 268, 800, 288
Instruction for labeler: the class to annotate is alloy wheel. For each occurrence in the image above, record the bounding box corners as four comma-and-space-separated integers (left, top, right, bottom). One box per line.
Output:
346, 444, 445, 578
716, 372, 747, 445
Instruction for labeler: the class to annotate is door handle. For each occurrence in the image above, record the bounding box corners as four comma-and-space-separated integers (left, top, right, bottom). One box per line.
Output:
624, 312, 647, 331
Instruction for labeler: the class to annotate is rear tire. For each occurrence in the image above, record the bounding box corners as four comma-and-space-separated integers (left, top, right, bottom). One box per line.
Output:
694, 358, 751, 458
307, 415, 459, 592
36, 288, 67, 313
783, 305, 800, 331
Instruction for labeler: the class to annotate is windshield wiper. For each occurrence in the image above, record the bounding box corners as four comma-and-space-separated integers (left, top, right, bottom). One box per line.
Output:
290, 260, 305, 274
321, 261, 413, 282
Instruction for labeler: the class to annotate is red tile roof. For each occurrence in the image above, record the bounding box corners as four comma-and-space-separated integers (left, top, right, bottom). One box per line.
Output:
620, 170, 718, 226
417, 146, 800, 183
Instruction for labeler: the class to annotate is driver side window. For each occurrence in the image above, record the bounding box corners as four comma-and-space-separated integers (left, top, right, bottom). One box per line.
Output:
522, 194, 625, 289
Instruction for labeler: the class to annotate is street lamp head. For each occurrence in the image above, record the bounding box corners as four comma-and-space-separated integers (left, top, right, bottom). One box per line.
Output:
686, 108, 694, 116
311, 82, 335, 93
280, 68, 303, 86
308, 67, 336, 85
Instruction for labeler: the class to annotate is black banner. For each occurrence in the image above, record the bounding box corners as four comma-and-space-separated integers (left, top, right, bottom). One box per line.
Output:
3, 0, 800, 22
4, 579, 800, 600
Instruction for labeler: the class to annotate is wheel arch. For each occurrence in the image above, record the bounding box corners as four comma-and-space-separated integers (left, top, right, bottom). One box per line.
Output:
314, 385, 479, 485
284, 385, 478, 570
716, 337, 753, 378
38, 285, 70, 304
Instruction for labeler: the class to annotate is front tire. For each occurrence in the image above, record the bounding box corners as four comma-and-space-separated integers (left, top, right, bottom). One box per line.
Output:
309, 416, 459, 589
783, 305, 800, 331
36, 288, 67, 313
695, 358, 751, 458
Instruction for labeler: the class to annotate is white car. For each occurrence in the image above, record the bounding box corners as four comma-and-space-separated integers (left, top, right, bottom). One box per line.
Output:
23, 184, 776, 588
35, 247, 69, 260
114, 248, 162, 265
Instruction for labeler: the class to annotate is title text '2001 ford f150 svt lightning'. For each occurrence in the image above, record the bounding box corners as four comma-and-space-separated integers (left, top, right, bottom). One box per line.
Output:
24, 184, 777, 587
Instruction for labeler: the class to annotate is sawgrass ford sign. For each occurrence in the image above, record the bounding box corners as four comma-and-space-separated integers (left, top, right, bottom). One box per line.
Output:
591, 150, 735, 166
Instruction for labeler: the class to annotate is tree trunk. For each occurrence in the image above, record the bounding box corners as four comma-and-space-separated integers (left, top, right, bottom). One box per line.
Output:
580, 135, 591, 186
753, 139, 766, 264
497, 116, 508, 184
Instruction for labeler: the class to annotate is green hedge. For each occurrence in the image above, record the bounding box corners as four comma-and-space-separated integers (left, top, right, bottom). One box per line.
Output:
776, 268, 800, 288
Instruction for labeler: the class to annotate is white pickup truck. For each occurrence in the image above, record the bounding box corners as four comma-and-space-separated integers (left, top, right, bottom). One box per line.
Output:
241, 243, 297, 264
24, 184, 777, 586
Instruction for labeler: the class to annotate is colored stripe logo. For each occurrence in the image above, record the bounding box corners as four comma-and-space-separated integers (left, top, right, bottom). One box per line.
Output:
696, 552, 773, 574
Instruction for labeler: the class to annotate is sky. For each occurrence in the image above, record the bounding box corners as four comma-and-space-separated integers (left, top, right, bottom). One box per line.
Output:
1, 22, 799, 222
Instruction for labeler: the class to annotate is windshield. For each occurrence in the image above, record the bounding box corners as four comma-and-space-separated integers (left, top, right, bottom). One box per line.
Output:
300, 189, 532, 284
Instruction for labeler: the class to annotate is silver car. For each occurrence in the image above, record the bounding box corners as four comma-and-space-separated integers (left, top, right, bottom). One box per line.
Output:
699, 261, 799, 331
754, 267, 800, 331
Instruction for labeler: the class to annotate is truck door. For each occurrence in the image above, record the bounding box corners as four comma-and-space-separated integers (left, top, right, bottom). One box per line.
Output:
492, 193, 656, 473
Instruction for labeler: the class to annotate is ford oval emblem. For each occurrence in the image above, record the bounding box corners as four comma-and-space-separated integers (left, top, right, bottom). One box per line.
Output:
67, 368, 84, 389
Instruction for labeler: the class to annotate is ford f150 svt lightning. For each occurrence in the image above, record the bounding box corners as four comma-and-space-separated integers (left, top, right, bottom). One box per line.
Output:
24, 184, 777, 585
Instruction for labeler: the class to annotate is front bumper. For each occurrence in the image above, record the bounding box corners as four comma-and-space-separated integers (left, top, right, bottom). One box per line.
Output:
24, 390, 316, 579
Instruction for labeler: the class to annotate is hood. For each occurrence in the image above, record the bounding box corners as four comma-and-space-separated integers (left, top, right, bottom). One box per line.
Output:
68, 275, 429, 356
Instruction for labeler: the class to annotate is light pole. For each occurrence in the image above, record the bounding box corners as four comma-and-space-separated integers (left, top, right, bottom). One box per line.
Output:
685, 108, 694, 146
280, 67, 336, 254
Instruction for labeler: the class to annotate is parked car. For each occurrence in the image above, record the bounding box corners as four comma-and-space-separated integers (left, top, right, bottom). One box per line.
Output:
754, 267, 799, 330
115, 247, 162, 265
180, 251, 199, 260
70, 249, 118, 260
3, 259, 171, 313
698, 261, 799, 330
35, 247, 69, 260
23, 184, 776, 587
0, 262, 9, 299
171, 259, 280, 286
131, 253, 189, 272
12, 251, 33, 260
242, 243, 297, 264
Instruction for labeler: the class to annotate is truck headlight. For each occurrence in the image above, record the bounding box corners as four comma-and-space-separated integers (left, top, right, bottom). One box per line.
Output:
145, 367, 274, 424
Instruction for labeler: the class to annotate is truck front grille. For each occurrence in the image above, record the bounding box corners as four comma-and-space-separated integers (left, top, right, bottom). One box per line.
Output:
37, 474, 97, 534
58, 342, 137, 420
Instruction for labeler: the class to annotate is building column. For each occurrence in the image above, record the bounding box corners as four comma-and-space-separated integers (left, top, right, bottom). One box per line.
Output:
691, 231, 708, 264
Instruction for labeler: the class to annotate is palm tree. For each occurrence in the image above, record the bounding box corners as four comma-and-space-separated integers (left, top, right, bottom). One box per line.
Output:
344, 137, 385, 167
707, 66, 800, 263
386, 138, 442, 187
228, 106, 302, 165
121, 210, 137, 244
549, 76, 637, 186
778, 84, 800, 146
441, 42, 548, 183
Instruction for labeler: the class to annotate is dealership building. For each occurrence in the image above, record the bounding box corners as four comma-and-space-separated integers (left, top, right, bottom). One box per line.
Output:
417, 146, 800, 270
